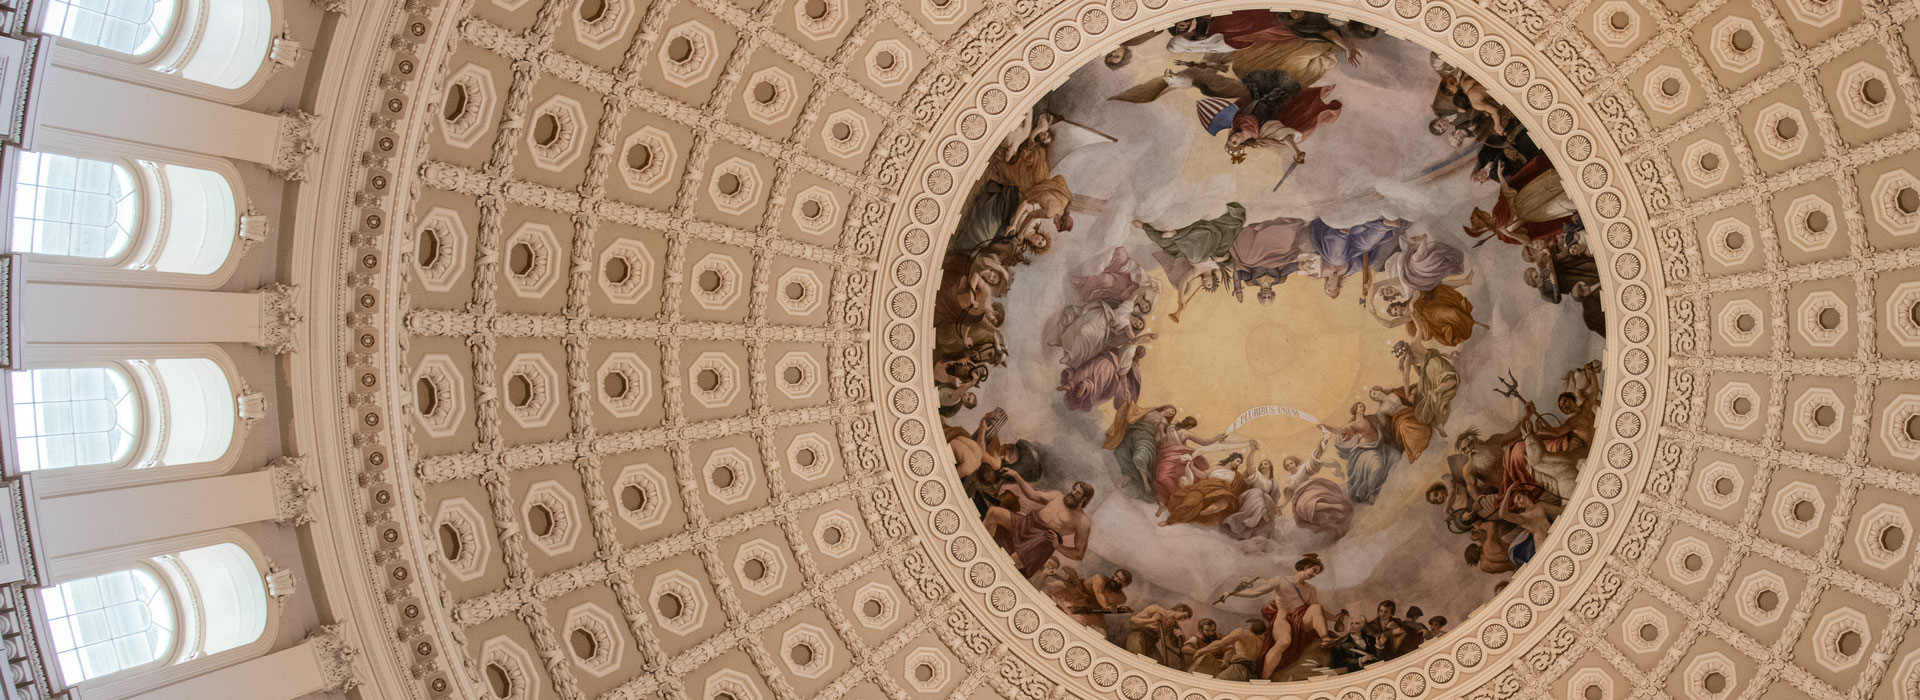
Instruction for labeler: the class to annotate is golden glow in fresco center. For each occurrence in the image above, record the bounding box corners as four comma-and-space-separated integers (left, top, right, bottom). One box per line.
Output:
933, 7, 1607, 682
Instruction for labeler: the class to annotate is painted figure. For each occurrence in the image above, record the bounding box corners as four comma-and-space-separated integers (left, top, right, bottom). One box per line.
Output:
1223, 454, 1281, 539
1284, 448, 1354, 536
1321, 403, 1402, 505
1106, 403, 1179, 500
1216, 555, 1334, 680
927, 15, 1608, 684
982, 474, 1095, 578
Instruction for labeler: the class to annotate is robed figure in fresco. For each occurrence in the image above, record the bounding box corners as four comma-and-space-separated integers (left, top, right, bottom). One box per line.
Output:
1222, 455, 1281, 539
1139, 203, 1247, 265
1106, 403, 1179, 500
1136, 204, 1247, 319
1370, 385, 1432, 463
1049, 248, 1162, 411
1142, 10, 1371, 161
982, 474, 1095, 578
1286, 445, 1353, 536
1161, 451, 1250, 527
1048, 298, 1154, 411
1229, 215, 1316, 303
1304, 217, 1406, 298
1150, 416, 1232, 512
1322, 402, 1402, 505
1394, 339, 1461, 434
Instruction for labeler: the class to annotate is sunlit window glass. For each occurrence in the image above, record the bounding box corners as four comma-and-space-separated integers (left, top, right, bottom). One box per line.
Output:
40, 0, 175, 56
40, 569, 175, 683
10, 153, 139, 260
9, 367, 139, 472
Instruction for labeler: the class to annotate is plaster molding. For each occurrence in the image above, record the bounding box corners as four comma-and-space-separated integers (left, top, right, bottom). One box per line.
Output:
297, 0, 1920, 697
308, 623, 364, 692
272, 456, 317, 526
257, 283, 304, 355
270, 110, 324, 182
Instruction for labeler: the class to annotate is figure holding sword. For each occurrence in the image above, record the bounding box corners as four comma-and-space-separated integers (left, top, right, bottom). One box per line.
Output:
1224, 124, 1309, 192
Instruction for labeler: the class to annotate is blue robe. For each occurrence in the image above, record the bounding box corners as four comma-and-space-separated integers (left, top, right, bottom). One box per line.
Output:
1338, 413, 1404, 504
952, 181, 1023, 252
1508, 530, 1536, 566
1307, 217, 1405, 275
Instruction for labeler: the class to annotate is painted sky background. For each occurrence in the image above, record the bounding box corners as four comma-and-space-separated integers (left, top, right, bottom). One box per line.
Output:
946, 20, 1607, 639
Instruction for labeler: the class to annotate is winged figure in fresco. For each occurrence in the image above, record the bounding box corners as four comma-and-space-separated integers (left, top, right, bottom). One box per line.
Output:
1108, 65, 1251, 103
1104, 10, 1378, 165
1102, 29, 1170, 69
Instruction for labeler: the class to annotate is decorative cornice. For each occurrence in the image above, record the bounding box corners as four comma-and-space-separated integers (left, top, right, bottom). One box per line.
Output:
269, 111, 323, 182
0, 585, 69, 700
257, 283, 303, 354
272, 456, 316, 527
270, 34, 308, 75
308, 624, 362, 692
0, 254, 18, 370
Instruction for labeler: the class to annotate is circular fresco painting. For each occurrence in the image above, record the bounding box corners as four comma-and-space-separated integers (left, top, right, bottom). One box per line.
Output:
934, 9, 1607, 683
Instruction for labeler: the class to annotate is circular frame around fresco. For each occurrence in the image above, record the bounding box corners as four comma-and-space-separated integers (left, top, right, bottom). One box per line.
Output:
871, 0, 1664, 698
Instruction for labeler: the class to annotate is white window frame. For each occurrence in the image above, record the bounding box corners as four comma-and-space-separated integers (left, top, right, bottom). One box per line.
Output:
39, 561, 179, 684
7, 151, 145, 264
34, 0, 281, 104
39, 529, 279, 698
5, 361, 147, 473
37, 0, 178, 61
3, 136, 248, 290
4, 343, 246, 496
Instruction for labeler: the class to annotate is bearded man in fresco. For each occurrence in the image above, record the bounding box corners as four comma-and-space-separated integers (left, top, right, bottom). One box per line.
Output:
1042, 567, 1134, 629
1188, 618, 1271, 680
982, 473, 1095, 579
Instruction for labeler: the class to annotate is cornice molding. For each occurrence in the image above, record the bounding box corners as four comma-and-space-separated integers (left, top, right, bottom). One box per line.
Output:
865, 1, 1667, 698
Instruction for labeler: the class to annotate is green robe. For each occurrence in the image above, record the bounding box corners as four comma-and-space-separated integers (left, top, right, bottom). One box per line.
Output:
1113, 415, 1164, 499
1143, 203, 1247, 264
1410, 349, 1460, 429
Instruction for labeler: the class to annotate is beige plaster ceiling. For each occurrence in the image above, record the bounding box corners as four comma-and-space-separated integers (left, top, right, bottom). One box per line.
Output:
311, 0, 1920, 697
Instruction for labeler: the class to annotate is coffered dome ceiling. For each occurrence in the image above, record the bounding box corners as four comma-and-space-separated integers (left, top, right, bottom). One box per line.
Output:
931, 9, 1608, 684
304, 0, 1920, 697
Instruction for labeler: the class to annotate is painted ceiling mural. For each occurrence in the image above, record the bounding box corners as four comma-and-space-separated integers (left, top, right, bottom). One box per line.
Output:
935, 8, 1606, 682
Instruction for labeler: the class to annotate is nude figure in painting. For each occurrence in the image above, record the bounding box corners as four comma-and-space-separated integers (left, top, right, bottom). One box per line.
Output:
1216, 554, 1334, 680
947, 407, 1013, 483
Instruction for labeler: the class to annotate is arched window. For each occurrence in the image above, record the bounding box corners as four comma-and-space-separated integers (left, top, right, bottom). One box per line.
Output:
8, 151, 239, 276
173, 1, 273, 91
168, 543, 268, 656
6, 358, 235, 473
41, 566, 175, 683
40, 0, 274, 92
40, 0, 177, 58
9, 366, 139, 472
10, 152, 140, 261
40, 543, 268, 686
